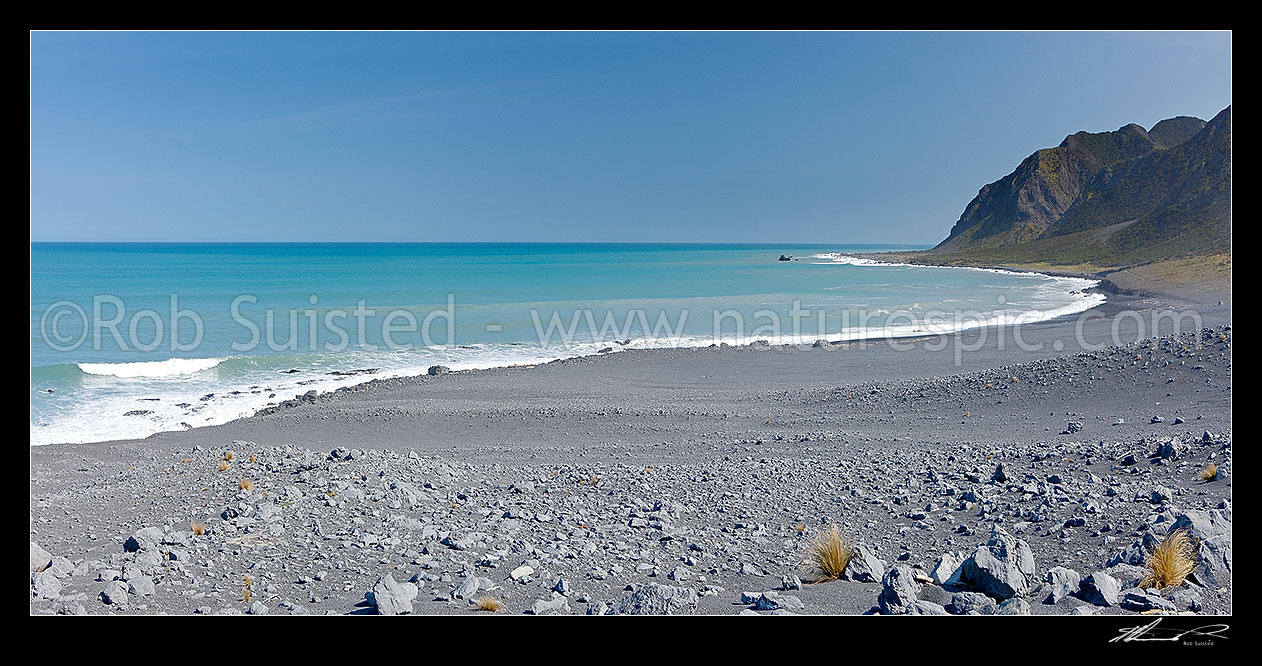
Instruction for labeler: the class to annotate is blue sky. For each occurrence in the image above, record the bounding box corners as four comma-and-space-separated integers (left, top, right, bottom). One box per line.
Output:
30, 31, 1231, 244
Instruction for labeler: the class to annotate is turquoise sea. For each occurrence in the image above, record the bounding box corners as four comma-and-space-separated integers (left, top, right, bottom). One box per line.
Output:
30, 242, 1103, 445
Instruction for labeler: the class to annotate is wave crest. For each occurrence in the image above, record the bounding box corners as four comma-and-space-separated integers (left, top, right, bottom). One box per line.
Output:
810, 253, 911, 267
77, 357, 228, 378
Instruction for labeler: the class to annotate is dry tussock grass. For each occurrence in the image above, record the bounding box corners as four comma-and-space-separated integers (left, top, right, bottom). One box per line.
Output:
1141, 528, 1197, 589
808, 524, 854, 582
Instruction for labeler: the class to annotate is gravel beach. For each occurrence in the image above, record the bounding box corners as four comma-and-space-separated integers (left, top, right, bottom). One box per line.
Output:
30, 291, 1232, 616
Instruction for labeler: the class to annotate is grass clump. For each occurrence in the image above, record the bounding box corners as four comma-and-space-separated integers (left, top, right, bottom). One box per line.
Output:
1140, 528, 1197, 589
1197, 463, 1219, 482
217, 460, 230, 472
190, 521, 207, 536
238, 478, 255, 491
807, 524, 854, 582
474, 596, 502, 612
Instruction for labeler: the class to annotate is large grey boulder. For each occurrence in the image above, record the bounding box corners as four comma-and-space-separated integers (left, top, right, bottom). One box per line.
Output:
1079, 572, 1121, 607
752, 591, 805, 611
607, 583, 698, 615
30, 542, 52, 573
1120, 588, 1177, 612
530, 593, 572, 615
1155, 438, 1183, 459
878, 565, 922, 615
1164, 586, 1203, 612
1046, 566, 1081, 589
997, 598, 1032, 615
930, 551, 965, 586
1171, 508, 1232, 588
100, 579, 129, 606
1043, 566, 1082, 604
841, 543, 885, 583
956, 526, 1036, 599
907, 600, 951, 615
949, 591, 997, 615
123, 527, 165, 553
128, 575, 156, 597
367, 574, 418, 615
31, 570, 62, 600
453, 576, 479, 599
47, 556, 74, 578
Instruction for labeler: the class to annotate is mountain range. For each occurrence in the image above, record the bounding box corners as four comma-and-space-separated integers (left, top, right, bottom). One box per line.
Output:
927, 106, 1231, 269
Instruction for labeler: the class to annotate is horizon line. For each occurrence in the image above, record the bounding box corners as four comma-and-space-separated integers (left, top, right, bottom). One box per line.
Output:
30, 239, 939, 246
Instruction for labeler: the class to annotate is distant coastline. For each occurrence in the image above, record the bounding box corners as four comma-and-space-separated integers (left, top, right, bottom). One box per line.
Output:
856, 248, 1230, 306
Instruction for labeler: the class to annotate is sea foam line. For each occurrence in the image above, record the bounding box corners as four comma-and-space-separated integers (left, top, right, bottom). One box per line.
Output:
77, 357, 228, 378
810, 253, 913, 267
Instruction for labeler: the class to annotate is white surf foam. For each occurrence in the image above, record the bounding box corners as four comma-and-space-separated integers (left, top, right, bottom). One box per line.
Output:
809, 253, 913, 267
77, 357, 227, 378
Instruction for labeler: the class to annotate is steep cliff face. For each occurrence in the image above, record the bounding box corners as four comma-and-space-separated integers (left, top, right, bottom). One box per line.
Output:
1047, 108, 1229, 242
936, 122, 1160, 252
1107, 107, 1231, 258
932, 107, 1230, 265
935, 147, 1090, 251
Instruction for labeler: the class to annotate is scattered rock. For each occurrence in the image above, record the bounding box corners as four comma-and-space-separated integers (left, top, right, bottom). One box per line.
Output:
842, 543, 885, 583
530, 593, 571, 615
123, 527, 164, 553
930, 551, 964, 586
949, 591, 996, 615
31, 570, 61, 600
30, 542, 52, 573
127, 575, 156, 597
1079, 572, 1121, 607
368, 574, 418, 615
878, 565, 922, 615
100, 580, 129, 607
956, 526, 1036, 599
607, 583, 698, 615
1119, 588, 1176, 612
996, 598, 1031, 615
753, 590, 804, 611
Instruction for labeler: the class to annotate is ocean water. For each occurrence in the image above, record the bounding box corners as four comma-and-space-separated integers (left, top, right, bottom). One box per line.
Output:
30, 242, 1103, 445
